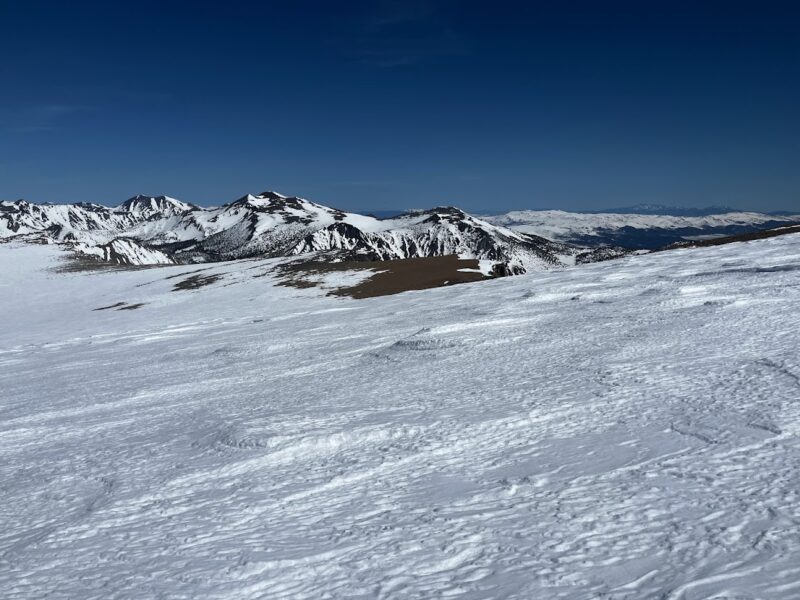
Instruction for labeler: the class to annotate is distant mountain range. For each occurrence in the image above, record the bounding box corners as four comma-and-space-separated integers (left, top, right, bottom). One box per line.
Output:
0, 192, 607, 274
4, 192, 797, 268
590, 204, 741, 216
482, 209, 800, 249
475, 204, 797, 217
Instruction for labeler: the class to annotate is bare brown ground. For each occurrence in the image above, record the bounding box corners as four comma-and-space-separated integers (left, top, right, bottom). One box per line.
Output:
92, 302, 146, 311
276, 255, 491, 299
172, 273, 223, 291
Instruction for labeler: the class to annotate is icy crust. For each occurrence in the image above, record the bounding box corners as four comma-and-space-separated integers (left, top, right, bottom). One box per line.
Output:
0, 194, 584, 273
2, 234, 800, 598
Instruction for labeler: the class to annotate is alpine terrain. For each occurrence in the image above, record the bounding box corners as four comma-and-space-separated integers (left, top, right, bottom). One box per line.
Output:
2, 227, 800, 598
1, 192, 596, 274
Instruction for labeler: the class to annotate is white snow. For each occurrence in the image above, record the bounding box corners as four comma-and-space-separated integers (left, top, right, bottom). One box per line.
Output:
113, 195, 195, 218
286, 268, 382, 291
2, 233, 800, 598
458, 259, 497, 275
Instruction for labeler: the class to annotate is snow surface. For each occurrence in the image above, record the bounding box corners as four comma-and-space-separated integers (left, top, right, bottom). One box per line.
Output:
2, 235, 800, 598
458, 259, 496, 276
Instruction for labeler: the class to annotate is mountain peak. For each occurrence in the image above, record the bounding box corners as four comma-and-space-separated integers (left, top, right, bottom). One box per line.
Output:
257, 191, 289, 200
404, 206, 466, 217
117, 195, 195, 216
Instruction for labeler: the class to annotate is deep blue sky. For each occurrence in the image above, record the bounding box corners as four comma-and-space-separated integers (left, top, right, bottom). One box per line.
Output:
2, 0, 799, 212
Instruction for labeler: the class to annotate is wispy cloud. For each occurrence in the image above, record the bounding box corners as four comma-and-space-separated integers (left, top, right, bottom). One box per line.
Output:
7, 124, 56, 133
365, 0, 438, 31
326, 179, 403, 188
351, 0, 469, 68
4, 103, 92, 133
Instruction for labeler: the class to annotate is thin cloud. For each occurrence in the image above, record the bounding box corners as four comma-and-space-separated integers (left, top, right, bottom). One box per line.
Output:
351, 0, 470, 67
365, 0, 438, 31
326, 180, 404, 188
4, 103, 92, 133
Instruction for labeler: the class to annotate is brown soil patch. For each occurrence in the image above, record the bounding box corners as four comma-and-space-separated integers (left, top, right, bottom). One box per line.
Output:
118, 302, 146, 310
93, 302, 127, 311
163, 268, 211, 280
93, 301, 146, 311
172, 273, 223, 291
276, 255, 491, 299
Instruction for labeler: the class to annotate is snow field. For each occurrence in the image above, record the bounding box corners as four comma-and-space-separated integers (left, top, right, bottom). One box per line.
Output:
2, 235, 800, 598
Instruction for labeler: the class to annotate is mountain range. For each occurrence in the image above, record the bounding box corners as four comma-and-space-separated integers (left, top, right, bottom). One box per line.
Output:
4, 192, 797, 270
483, 209, 800, 249
1, 192, 600, 274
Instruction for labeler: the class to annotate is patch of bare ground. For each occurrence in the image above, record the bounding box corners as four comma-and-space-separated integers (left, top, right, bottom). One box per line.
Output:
172, 273, 223, 291
276, 255, 491, 299
118, 302, 146, 310
163, 268, 211, 280
93, 302, 146, 311
93, 302, 126, 311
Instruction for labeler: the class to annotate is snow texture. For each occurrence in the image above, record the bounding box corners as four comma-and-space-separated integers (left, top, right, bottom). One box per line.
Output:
2, 233, 800, 598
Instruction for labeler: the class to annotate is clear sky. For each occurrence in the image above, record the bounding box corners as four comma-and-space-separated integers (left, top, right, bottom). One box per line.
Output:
2, 0, 799, 212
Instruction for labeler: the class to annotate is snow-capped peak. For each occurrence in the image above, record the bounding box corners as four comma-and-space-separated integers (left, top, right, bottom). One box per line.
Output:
257, 190, 289, 200
116, 195, 195, 217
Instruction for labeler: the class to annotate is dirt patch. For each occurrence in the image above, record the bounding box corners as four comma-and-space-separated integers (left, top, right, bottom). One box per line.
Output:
93, 302, 127, 311
163, 268, 211, 280
172, 273, 223, 291
93, 301, 146, 311
118, 303, 146, 310
276, 255, 491, 299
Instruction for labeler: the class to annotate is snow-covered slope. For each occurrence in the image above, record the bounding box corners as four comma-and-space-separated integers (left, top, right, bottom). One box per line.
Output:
290, 206, 579, 274
0, 195, 194, 244
114, 194, 196, 219
0, 192, 591, 273
78, 238, 176, 265
0, 200, 132, 242
484, 209, 800, 249
2, 233, 800, 598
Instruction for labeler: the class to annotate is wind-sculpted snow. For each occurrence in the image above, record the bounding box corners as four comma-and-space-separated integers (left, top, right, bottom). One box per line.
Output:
2, 233, 800, 598
0, 193, 587, 273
